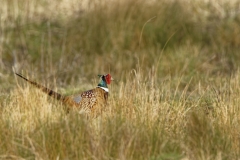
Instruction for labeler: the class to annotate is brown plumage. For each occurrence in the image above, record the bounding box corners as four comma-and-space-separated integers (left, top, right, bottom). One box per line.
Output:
15, 73, 113, 118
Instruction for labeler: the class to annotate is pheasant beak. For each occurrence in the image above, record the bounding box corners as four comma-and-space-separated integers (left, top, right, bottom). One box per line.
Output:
111, 77, 114, 81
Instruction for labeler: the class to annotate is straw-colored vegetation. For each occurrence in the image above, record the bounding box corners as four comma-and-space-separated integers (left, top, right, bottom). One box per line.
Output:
1, 0, 240, 159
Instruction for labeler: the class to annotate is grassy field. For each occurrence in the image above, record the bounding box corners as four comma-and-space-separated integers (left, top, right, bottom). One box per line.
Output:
1, 0, 240, 159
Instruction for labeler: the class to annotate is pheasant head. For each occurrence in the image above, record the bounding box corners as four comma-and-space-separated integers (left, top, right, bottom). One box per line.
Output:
97, 74, 114, 92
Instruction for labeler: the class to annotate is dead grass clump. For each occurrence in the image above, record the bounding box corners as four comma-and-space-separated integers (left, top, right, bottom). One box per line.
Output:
1, 87, 64, 133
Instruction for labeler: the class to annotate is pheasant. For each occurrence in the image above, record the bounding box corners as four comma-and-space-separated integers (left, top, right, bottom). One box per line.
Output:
15, 73, 113, 118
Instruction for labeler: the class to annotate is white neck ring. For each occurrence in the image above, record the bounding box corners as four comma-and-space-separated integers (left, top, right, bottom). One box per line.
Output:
97, 86, 109, 92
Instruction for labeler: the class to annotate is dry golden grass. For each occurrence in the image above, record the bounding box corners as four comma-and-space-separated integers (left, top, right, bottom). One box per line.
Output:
1, 69, 240, 159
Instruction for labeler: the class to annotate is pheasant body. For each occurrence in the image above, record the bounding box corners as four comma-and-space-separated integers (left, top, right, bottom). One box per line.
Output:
15, 73, 113, 118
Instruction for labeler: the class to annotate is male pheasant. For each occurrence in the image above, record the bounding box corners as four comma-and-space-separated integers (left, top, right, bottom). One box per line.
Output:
15, 73, 113, 118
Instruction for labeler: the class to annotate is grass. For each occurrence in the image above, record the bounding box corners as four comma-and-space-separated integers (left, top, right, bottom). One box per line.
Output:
1, 0, 240, 159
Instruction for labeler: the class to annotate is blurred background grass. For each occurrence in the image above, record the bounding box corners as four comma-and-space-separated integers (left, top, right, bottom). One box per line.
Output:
1, 0, 240, 82
1, 0, 240, 159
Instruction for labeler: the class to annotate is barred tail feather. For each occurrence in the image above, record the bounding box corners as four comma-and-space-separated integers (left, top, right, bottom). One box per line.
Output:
15, 73, 65, 101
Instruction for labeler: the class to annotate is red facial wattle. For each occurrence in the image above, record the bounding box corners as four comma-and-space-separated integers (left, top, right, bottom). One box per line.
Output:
105, 74, 112, 84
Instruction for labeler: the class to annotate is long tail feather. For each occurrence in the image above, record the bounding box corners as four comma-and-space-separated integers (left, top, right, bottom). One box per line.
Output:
15, 73, 65, 101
